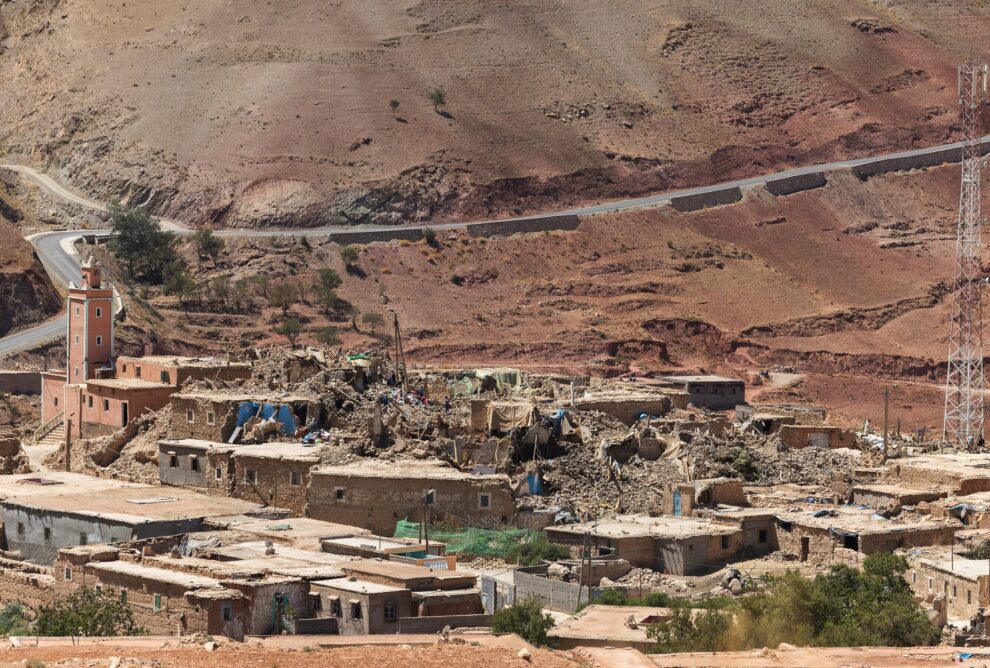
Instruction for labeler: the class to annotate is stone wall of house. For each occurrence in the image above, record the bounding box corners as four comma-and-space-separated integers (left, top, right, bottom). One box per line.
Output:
169, 397, 238, 442
908, 561, 989, 621
308, 472, 515, 535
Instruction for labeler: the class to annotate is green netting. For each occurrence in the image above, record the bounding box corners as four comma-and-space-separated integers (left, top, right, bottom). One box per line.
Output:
394, 519, 540, 557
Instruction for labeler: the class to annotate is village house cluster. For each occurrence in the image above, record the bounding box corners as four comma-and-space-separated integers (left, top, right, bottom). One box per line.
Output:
4, 258, 990, 646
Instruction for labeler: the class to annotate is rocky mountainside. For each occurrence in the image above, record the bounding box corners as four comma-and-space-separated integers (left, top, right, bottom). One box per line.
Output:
0, 0, 983, 228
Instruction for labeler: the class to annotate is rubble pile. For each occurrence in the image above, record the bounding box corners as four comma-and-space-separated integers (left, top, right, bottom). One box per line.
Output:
53, 344, 875, 523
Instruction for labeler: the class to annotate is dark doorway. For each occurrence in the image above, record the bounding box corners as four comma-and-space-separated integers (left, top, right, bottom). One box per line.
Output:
121, 402, 128, 427
800, 536, 810, 562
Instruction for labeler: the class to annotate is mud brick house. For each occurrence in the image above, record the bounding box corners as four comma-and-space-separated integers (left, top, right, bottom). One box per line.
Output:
307, 460, 515, 535
545, 515, 744, 574
658, 375, 745, 410
0, 472, 264, 565
55, 546, 248, 638
158, 438, 322, 515
850, 484, 948, 509
736, 404, 828, 425
704, 507, 779, 556
168, 391, 321, 442
662, 477, 747, 517
777, 424, 857, 449
38, 256, 251, 442
891, 454, 990, 496
907, 549, 989, 621
310, 578, 411, 635
572, 392, 683, 425
773, 507, 959, 563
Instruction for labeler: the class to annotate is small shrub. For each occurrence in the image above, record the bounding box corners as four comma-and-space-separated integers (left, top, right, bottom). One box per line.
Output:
505, 532, 569, 566
450, 274, 464, 286
491, 598, 554, 648
422, 227, 438, 247
35, 587, 144, 637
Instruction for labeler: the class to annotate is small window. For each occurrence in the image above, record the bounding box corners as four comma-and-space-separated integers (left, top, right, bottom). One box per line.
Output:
913, 572, 917, 583
74, 368, 79, 377
16, 523, 24, 538
43, 527, 51, 543
96, 307, 102, 318
290, 471, 302, 486
136, 366, 141, 378
351, 601, 362, 619
96, 335, 103, 347
479, 493, 491, 510
384, 603, 397, 622
423, 490, 435, 505
335, 487, 346, 501
758, 529, 768, 544
954, 585, 958, 597
79, 532, 88, 546
64, 567, 72, 580
186, 409, 194, 424
75, 335, 80, 345
102, 399, 109, 411
120, 590, 127, 603
207, 412, 216, 426
75, 307, 80, 316
169, 455, 178, 468
969, 589, 973, 605
928, 578, 933, 591
944, 581, 948, 594
87, 395, 93, 408
721, 536, 729, 550
222, 604, 232, 621
95, 584, 103, 595
688, 544, 693, 552
330, 598, 341, 617
215, 466, 223, 481
54, 397, 59, 407
245, 469, 257, 484
153, 594, 162, 612
122, 364, 128, 373
190, 458, 200, 472
160, 371, 170, 383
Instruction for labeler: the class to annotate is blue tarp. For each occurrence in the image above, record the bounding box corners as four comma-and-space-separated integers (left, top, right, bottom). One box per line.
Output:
236, 402, 298, 436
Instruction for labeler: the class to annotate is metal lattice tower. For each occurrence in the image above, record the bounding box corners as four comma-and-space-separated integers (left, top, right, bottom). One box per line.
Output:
944, 62, 989, 446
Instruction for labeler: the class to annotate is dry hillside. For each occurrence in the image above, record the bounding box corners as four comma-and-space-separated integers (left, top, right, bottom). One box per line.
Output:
0, 0, 984, 228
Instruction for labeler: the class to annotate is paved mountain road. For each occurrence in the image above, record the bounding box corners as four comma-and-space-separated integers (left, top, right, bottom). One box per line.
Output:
0, 134, 986, 356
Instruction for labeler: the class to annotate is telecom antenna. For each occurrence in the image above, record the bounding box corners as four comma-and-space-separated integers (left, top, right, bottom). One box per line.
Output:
944, 61, 989, 446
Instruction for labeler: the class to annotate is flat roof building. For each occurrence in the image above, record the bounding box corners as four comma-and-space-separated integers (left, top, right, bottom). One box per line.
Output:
659, 375, 745, 411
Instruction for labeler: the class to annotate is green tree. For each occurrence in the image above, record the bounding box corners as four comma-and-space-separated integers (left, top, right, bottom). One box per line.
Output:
505, 532, 569, 566
269, 281, 298, 316
315, 326, 341, 347
390, 99, 400, 117
0, 603, 30, 637
193, 226, 224, 265
106, 204, 175, 283
491, 598, 555, 648
421, 227, 438, 247
313, 268, 343, 314
35, 588, 144, 637
231, 278, 251, 311
211, 275, 231, 309
361, 312, 385, 334
429, 88, 447, 113
340, 245, 359, 266
276, 318, 303, 347
254, 274, 271, 299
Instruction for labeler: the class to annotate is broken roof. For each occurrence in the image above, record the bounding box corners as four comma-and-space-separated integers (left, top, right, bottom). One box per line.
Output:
311, 577, 407, 595
775, 506, 958, 535
312, 459, 508, 482
88, 559, 224, 590
548, 514, 740, 539
660, 375, 743, 384
159, 438, 324, 462
86, 378, 171, 391
119, 355, 250, 369
172, 391, 316, 402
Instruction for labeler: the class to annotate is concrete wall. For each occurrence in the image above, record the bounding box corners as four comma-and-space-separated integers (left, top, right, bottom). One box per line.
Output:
512, 568, 593, 614
683, 381, 745, 410
0, 371, 41, 395
308, 472, 516, 535
40, 372, 64, 424
159, 442, 209, 488
765, 172, 827, 196
312, 582, 412, 635
464, 214, 581, 238
82, 384, 172, 431
1, 503, 205, 566
851, 144, 990, 180
670, 187, 742, 212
